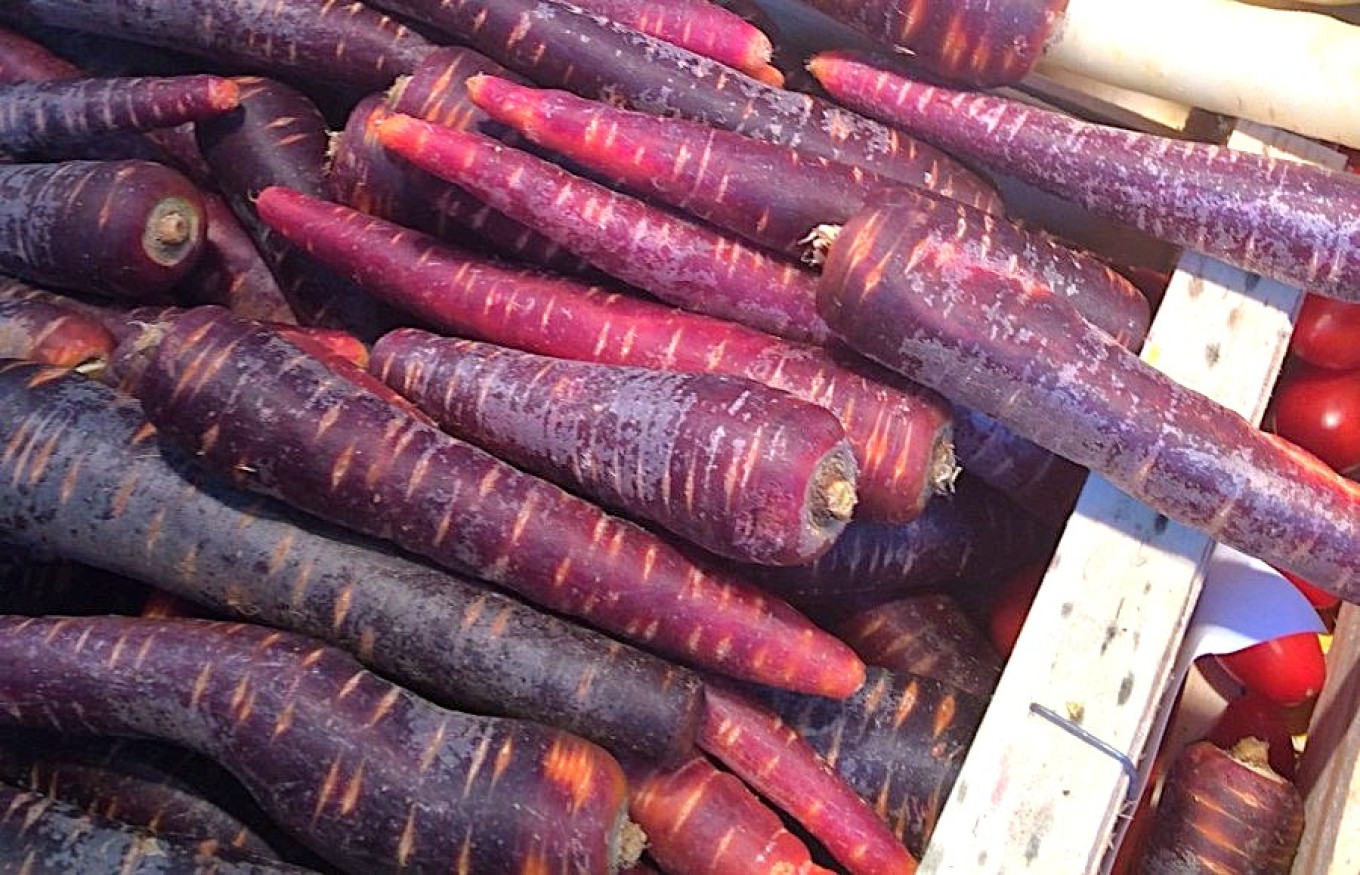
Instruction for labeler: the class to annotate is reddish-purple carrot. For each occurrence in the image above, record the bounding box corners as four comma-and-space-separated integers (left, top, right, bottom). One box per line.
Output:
2, 0, 438, 95
0, 75, 239, 157
253, 185, 956, 523
370, 328, 858, 566
809, 51, 1360, 303
377, 114, 833, 345
569, 0, 773, 78
387, 44, 531, 137
0, 24, 80, 83
115, 306, 867, 697
0, 159, 204, 300
464, 73, 1149, 345
0, 297, 115, 369
0, 615, 638, 874
818, 194, 1360, 601
362, 0, 1002, 211
700, 682, 919, 875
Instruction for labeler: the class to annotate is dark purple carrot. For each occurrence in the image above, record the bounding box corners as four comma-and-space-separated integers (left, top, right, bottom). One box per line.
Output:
194, 76, 404, 338
751, 666, 987, 858
370, 328, 858, 566
362, 0, 1002, 212
620, 752, 834, 875
377, 114, 833, 345
0, 297, 115, 369
463, 73, 1150, 347
0, 614, 639, 874
0, 23, 80, 83
808, 51, 1360, 303
176, 189, 296, 324
1, 0, 439, 95
0, 159, 204, 301
0, 360, 704, 764
253, 185, 956, 523
699, 682, 919, 875
1137, 739, 1304, 875
111, 307, 867, 697
386, 44, 531, 138
0, 74, 239, 156
817, 193, 1360, 601
831, 592, 1003, 699
741, 475, 1057, 619
568, 0, 773, 78
0, 783, 322, 874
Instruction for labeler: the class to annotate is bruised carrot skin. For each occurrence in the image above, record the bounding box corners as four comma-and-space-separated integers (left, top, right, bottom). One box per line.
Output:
0, 360, 704, 763
1137, 739, 1304, 875
569, 0, 773, 76
699, 683, 919, 875
363, 0, 1001, 211
1, 0, 438, 95
0, 298, 115, 369
0, 75, 239, 157
116, 308, 866, 697
621, 753, 833, 875
378, 115, 834, 346
0, 24, 80, 83
809, 52, 1360, 303
0, 159, 205, 300
254, 186, 955, 524
370, 329, 859, 566
0, 615, 638, 874
818, 198, 1360, 600
797, 0, 1064, 87
743, 476, 1057, 619
0, 784, 320, 874
751, 666, 987, 858
831, 592, 1004, 699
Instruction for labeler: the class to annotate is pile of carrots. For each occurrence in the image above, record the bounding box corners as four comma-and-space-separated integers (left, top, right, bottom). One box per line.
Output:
0, 1, 1355, 872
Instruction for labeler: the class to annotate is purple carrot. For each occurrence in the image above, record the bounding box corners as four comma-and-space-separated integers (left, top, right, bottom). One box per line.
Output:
0, 24, 80, 83
950, 405, 1090, 526
0, 360, 704, 764
817, 194, 1360, 601
699, 682, 919, 875
0, 74, 239, 157
386, 43, 533, 138
253, 185, 956, 523
176, 189, 297, 324
0, 159, 204, 300
568, 0, 774, 78
111, 306, 867, 697
1, 0, 439, 95
362, 0, 1002, 213
377, 113, 834, 345
808, 51, 1360, 303
464, 73, 1150, 346
740, 475, 1057, 618
0, 614, 638, 874
194, 76, 404, 339
0, 297, 115, 369
370, 328, 859, 566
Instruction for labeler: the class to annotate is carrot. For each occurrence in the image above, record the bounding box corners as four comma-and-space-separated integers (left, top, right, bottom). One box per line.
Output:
699, 682, 919, 875
807, 51, 1360, 303
751, 666, 986, 858
567, 0, 774, 78
709, 0, 815, 92
1, 0, 438, 95
254, 186, 954, 523
463, 73, 1149, 346
386, 44, 532, 138
1136, 738, 1304, 875
0, 614, 640, 874
831, 592, 1004, 700
0, 359, 706, 763
370, 328, 858, 566
0, 74, 239, 157
816, 191, 1360, 601
361, 0, 1002, 212
0, 297, 115, 370
620, 752, 833, 875
741, 476, 1058, 619
194, 76, 404, 339
0, 783, 321, 874
0, 23, 81, 83
377, 114, 834, 346
0, 159, 204, 301
109, 307, 867, 697
176, 189, 296, 325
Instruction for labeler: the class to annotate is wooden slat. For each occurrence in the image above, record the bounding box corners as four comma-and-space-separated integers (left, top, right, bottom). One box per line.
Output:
919, 122, 1345, 874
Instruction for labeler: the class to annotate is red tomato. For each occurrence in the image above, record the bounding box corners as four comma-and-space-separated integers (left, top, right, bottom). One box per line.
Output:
1278, 568, 1341, 611
1266, 364, 1360, 476
986, 561, 1047, 659
1214, 632, 1327, 707
1289, 294, 1360, 371
1204, 692, 1298, 780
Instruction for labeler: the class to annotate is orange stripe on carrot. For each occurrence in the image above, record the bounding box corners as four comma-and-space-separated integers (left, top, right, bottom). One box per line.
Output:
312, 757, 343, 823
339, 761, 365, 816
419, 719, 449, 774
366, 687, 402, 728
332, 584, 354, 632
